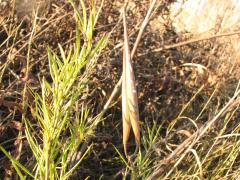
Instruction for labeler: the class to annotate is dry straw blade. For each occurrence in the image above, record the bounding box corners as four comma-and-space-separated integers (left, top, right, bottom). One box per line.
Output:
122, 7, 140, 156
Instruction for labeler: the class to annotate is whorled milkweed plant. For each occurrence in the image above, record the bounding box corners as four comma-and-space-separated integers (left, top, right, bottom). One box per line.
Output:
1, 0, 107, 179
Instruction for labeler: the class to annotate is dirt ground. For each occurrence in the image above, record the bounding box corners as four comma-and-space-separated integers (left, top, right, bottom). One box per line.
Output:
1, 0, 240, 179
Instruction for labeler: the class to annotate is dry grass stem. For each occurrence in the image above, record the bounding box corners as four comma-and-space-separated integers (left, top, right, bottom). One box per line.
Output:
148, 88, 240, 180
141, 30, 240, 56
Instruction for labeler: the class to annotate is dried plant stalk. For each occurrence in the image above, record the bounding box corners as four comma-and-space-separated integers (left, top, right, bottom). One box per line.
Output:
122, 6, 140, 156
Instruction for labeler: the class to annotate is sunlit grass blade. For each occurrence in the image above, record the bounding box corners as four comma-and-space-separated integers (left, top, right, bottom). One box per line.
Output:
63, 144, 93, 180
0, 146, 34, 178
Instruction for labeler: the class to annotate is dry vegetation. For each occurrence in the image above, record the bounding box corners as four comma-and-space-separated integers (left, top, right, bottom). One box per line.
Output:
1, 0, 240, 179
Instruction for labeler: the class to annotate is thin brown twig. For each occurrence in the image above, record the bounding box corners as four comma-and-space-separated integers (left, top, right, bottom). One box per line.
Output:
109, 1, 165, 54
140, 30, 240, 56
130, 0, 157, 57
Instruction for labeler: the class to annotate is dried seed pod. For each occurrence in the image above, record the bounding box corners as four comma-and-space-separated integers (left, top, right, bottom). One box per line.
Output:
122, 7, 140, 156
